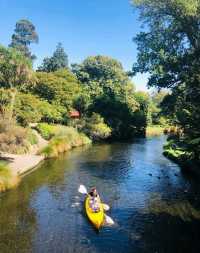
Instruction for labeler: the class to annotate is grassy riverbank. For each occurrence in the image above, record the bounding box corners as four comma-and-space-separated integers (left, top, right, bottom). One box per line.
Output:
39, 124, 91, 158
0, 124, 91, 192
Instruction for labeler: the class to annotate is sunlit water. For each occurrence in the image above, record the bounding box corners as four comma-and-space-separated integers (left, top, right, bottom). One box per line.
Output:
1, 136, 200, 253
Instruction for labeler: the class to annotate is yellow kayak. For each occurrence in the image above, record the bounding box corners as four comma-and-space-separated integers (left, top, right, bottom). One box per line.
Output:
85, 196, 104, 229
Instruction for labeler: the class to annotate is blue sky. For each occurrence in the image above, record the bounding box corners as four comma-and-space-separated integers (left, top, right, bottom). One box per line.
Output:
0, 0, 149, 90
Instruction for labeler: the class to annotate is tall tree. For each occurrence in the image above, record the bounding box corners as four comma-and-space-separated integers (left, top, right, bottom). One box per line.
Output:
38, 43, 68, 72
9, 19, 38, 61
0, 46, 33, 120
132, 0, 200, 162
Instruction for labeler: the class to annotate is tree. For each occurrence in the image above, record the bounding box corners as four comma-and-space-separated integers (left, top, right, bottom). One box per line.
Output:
132, 0, 200, 163
0, 46, 33, 120
15, 93, 63, 126
9, 19, 38, 61
133, 0, 200, 87
33, 69, 81, 111
81, 113, 112, 141
72, 55, 148, 139
149, 90, 168, 125
72, 55, 128, 85
38, 43, 68, 72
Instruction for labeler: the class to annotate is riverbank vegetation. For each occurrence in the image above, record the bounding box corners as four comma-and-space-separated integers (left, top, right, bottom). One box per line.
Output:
146, 126, 164, 137
0, 18, 169, 190
37, 125, 91, 158
132, 0, 200, 171
0, 162, 19, 192
0, 19, 155, 149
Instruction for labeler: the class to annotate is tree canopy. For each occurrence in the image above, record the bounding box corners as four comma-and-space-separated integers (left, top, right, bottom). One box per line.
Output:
9, 19, 38, 61
0, 45, 33, 89
72, 55, 129, 85
38, 43, 68, 72
132, 0, 200, 163
72, 55, 147, 139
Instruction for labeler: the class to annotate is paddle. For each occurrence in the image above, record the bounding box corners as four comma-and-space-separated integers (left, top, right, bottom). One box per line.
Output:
104, 214, 115, 226
78, 184, 110, 211
78, 184, 88, 195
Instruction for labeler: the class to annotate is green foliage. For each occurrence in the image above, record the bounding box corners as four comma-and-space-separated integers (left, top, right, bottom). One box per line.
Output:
0, 45, 34, 121
33, 69, 81, 111
163, 138, 193, 165
36, 123, 57, 140
27, 129, 38, 145
72, 55, 129, 85
134, 91, 150, 126
73, 92, 91, 115
0, 45, 33, 89
133, 0, 200, 165
149, 90, 168, 125
0, 32, 151, 145
15, 93, 43, 126
90, 91, 140, 139
9, 19, 38, 61
72, 55, 147, 139
38, 43, 68, 72
81, 113, 112, 141
40, 126, 91, 158
0, 88, 63, 126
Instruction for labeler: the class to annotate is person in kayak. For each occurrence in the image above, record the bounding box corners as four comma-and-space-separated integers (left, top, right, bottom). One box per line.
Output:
89, 187, 98, 198
89, 187, 100, 212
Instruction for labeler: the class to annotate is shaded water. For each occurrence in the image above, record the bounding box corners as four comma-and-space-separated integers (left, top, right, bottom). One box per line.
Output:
1, 136, 200, 253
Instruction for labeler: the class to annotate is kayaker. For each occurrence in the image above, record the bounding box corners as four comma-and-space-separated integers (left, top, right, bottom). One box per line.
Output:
89, 187, 100, 212
89, 187, 98, 198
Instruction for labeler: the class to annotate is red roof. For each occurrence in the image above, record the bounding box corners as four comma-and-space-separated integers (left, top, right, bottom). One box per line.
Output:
70, 110, 80, 118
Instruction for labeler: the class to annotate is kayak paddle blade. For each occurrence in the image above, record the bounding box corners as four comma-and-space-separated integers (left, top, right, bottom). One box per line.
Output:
104, 214, 114, 225
102, 203, 110, 211
78, 184, 88, 195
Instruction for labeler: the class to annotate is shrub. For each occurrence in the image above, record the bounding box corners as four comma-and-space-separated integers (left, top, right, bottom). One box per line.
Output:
27, 129, 38, 145
40, 126, 91, 158
82, 113, 112, 141
0, 119, 37, 154
0, 125, 30, 154
36, 123, 57, 140
15, 93, 43, 126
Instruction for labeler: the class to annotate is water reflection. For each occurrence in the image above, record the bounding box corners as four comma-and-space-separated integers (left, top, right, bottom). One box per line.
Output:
145, 194, 200, 221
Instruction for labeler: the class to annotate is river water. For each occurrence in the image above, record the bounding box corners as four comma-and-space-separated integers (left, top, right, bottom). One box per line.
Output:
0, 136, 200, 253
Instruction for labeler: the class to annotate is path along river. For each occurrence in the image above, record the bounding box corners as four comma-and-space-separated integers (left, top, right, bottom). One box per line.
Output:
0, 136, 200, 253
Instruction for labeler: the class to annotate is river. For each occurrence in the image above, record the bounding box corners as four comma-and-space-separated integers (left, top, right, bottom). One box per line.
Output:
0, 136, 200, 253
